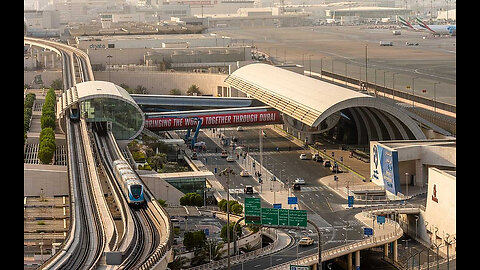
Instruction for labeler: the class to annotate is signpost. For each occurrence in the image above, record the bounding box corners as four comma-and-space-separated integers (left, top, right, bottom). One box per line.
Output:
261, 208, 279, 225
244, 198, 307, 227
245, 197, 261, 224
288, 197, 298, 205
377, 215, 385, 224
364, 227, 373, 236
348, 196, 354, 208
279, 209, 289, 226
273, 203, 282, 209
288, 209, 307, 227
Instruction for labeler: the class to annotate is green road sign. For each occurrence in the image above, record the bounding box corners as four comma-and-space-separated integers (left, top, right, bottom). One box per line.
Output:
279, 208, 289, 226
245, 197, 261, 224
261, 208, 279, 225
288, 209, 307, 227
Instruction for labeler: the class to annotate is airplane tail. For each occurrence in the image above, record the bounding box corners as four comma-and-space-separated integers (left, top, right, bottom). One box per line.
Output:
416, 17, 434, 33
398, 16, 414, 30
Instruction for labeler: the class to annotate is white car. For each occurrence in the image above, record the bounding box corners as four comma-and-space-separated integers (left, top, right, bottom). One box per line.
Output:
226, 156, 235, 162
236, 126, 244, 131
299, 154, 308, 160
294, 178, 305, 185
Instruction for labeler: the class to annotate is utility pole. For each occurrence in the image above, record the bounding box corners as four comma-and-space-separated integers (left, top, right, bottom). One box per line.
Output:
365, 44, 368, 92
219, 167, 235, 270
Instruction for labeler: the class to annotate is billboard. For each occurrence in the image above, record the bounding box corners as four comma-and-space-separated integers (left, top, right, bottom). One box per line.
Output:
371, 144, 401, 195
145, 110, 282, 130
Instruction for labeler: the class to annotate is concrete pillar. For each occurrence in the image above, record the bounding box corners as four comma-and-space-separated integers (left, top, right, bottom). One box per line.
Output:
355, 250, 360, 270
51, 54, 55, 68
415, 159, 424, 187
347, 252, 352, 270
384, 243, 389, 258
393, 239, 398, 262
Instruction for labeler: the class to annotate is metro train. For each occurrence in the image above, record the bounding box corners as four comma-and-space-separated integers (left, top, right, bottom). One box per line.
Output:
113, 159, 145, 206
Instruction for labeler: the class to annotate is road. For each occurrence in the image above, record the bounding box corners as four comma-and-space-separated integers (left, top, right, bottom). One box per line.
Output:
179, 125, 433, 269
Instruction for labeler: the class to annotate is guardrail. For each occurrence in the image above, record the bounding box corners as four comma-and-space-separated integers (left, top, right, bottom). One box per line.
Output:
267, 217, 403, 270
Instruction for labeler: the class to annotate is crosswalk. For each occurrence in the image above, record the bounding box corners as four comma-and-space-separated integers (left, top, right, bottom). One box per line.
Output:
297, 186, 324, 192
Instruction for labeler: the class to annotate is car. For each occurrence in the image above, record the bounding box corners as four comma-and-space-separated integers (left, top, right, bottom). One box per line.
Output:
292, 183, 301, 190
244, 185, 254, 194
240, 170, 249, 177
406, 41, 419, 46
221, 150, 228, 158
236, 126, 244, 131
313, 153, 323, 162
294, 178, 305, 185
194, 141, 206, 147
323, 160, 331, 167
190, 152, 198, 160
298, 237, 314, 246
226, 156, 235, 162
299, 154, 308, 160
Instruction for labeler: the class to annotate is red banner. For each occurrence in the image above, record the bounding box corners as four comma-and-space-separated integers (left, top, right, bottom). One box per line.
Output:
145, 111, 281, 130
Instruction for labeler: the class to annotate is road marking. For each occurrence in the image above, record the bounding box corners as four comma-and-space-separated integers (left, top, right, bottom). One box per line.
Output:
254, 264, 262, 268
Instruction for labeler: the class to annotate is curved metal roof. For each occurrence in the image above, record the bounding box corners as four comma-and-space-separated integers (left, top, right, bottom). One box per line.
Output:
225, 63, 426, 140
57, 81, 142, 119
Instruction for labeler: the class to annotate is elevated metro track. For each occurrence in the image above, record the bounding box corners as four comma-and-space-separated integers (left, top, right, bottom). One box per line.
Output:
24, 37, 173, 269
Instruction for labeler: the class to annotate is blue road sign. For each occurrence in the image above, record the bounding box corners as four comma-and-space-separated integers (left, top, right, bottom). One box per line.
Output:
364, 227, 373, 236
204, 228, 209, 236
348, 196, 354, 207
214, 167, 217, 173
288, 197, 298, 205
273, 203, 282, 209
377, 215, 385, 224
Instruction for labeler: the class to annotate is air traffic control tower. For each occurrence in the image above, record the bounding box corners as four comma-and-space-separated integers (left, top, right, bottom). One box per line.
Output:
57, 81, 145, 140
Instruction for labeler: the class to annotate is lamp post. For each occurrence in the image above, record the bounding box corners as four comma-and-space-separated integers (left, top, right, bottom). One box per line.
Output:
219, 167, 235, 270
433, 82, 440, 112
107, 54, 112, 82
412, 77, 419, 108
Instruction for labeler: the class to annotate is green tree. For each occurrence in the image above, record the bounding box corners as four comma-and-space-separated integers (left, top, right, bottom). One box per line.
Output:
167, 255, 189, 270
50, 79, 63, 90
220, 222, 242, 243
147, 153, 167, 172
186, 84, 202, 96
180, 193, 203, 207
38, 139, 55, 164
169, 88, 182, 95
183, 230, 206, 251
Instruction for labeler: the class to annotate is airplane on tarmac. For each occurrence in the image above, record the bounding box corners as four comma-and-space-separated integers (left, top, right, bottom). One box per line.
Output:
397, 16, 456, 36
415, 17, 456, 36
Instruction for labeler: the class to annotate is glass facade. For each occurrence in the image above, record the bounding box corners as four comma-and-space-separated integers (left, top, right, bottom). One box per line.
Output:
166, 177, 206, 198
81, 97, 144, 140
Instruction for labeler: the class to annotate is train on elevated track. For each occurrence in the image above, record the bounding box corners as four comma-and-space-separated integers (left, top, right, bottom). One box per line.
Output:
113, 159, 145, 206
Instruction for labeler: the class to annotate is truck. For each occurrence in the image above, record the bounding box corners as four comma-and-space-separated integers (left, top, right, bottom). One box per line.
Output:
379, 41, 393, 46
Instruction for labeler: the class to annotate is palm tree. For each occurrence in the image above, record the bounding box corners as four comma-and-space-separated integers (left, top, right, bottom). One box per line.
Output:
208, 239, 225, 261
168, 255, 190, 270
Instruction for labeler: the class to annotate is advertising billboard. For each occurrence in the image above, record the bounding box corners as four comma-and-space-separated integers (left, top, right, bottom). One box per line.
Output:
145, 110, 282, 130
371, 144, 401, 195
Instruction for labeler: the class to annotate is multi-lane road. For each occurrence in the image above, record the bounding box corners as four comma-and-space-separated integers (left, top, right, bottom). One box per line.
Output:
178, 126, 398, 269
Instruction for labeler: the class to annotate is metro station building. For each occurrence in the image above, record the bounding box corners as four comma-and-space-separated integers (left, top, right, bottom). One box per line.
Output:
57, 81, 145, 140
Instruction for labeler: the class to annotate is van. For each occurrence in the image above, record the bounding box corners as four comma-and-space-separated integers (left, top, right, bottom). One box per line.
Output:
379, 41, 393, 46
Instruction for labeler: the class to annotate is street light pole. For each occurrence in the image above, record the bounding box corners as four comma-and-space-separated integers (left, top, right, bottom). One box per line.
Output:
219, 167, 235, 270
